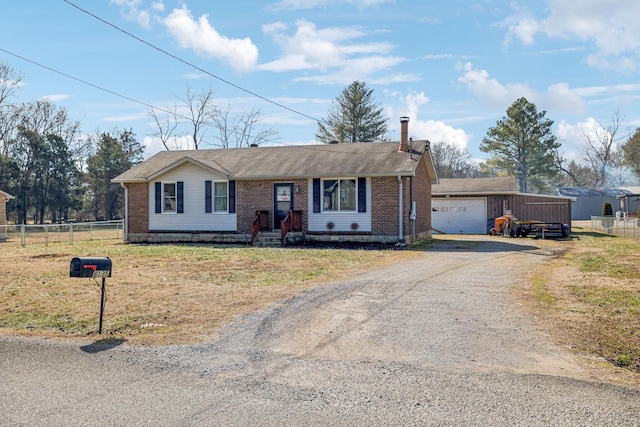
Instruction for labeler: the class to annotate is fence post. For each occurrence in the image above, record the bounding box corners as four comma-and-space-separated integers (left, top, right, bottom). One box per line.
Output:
44, 226, 48, 247
69, 224, 73, 245
21, 224, 25, 247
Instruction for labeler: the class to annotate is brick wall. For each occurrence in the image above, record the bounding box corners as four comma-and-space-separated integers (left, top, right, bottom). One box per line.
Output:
371, 157, 433, 242
0, 193, 6, 227
371, 176, 400, 236
412, 155, 432, 236
236, 179, 308, 233
0, 193, 6, 239
126, 183, 149, 233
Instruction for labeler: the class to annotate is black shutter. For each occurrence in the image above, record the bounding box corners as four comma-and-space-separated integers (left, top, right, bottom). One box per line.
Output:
205, 180, 212, 213
313, 179, 321, 213
358, 177, 366, 213
154, 182, 162, 213
228, 180, 236, 213
177, 181, 184, 214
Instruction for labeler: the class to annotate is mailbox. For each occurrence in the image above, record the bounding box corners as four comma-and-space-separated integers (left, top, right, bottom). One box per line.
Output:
70, 257, 112, 278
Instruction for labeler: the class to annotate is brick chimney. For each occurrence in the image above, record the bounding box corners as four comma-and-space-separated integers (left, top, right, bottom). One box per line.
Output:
398, 116, 409, 152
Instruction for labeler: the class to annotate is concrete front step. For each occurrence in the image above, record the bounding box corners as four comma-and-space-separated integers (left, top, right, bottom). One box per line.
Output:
252, 232, 282, 247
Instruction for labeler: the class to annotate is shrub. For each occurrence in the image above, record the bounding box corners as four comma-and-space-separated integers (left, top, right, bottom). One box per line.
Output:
602, 202, 614, 230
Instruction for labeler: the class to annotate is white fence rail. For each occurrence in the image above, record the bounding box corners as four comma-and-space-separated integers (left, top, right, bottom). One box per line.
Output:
0, 220, 124, 247
590, 216, 640, 238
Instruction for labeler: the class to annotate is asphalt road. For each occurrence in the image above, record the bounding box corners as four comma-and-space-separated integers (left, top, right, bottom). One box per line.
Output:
2, 236, 640, 426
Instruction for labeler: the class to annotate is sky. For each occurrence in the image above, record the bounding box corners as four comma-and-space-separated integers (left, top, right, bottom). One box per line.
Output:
1, 0, 640, 162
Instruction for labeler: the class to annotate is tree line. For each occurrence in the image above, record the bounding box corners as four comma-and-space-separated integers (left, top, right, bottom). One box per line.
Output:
318, 81, 640, 194
0, 62, 278, 224
2, 59, 640, 224
0, 63, 144, 224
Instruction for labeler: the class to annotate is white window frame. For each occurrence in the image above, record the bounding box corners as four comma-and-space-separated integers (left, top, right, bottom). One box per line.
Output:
163, 181, 177, 214
212, 181, 229, 213
322, 178, 357, 213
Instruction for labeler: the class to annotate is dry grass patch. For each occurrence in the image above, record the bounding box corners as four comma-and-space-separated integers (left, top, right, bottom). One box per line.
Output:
521, 229, 640, 381
0, 240, 418, 345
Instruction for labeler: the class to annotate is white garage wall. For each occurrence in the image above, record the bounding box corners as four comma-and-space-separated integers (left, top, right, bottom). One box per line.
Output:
432, 198, 487, 234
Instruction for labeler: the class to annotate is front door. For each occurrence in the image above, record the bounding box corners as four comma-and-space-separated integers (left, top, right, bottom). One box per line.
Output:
274, 183, 294, 230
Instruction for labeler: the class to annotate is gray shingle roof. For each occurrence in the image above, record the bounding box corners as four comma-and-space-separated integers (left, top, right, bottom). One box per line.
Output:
112, 141, 435, 183
557, 187, 633, 197
432, 177, 517, 195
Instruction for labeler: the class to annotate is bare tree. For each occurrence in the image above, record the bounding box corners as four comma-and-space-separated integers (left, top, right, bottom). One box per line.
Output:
211, 104, 278, 148
554, 148, 595, 187
149, 85, 278, 150
0, 63, 24, 154
431, 141, 485, 178
19, 99, 80, 142
150, 105, 179, 150
179, 85, 218, 150
581, 111, 627, 186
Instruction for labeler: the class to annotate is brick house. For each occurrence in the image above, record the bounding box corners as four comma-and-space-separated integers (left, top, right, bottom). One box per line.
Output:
111, 118, 437, 245
0, 190, 14, 241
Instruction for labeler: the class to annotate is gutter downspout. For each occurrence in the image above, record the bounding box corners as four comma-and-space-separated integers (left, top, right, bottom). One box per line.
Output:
120, 183, 128, 242
398, 175, 403, 242
409, 176, 416, 243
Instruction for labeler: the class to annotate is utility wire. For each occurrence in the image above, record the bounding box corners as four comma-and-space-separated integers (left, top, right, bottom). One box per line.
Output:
63, 0, 324, 125
0, 47, 285, 146
0, 47, 191, 122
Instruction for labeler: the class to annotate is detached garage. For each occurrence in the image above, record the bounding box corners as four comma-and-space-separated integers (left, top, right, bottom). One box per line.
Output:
432, 177, 573, 235
432, 198, 487, 234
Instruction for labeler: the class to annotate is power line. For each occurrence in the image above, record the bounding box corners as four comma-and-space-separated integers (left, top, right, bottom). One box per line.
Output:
62, 0, 324, 125
0, 47, 284, 146
0, 47, 183, 120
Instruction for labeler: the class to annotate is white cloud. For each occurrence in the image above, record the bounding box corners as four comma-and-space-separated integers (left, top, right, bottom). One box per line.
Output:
503, 0, 640, 73
110, 0, 152, 29
260, 19, 412, 84
573, 83, 640, 97
163, 5, 258, 71
40, 94, 69, 102
105, 111, 148, 122
151, 1, 164, 12
555, 117, 605, 159
457, 62, 585, 113
267, 0, 392, 11
389, 91, 471, 151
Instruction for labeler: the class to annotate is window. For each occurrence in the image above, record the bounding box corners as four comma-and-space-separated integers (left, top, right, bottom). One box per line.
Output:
163, 182, 176, 213
206, 180, 230, 213
323, 179, 356, 212
213, 182, 228, 212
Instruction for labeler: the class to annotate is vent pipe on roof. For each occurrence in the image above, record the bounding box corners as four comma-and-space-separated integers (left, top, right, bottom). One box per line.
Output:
399, 117, 409, 152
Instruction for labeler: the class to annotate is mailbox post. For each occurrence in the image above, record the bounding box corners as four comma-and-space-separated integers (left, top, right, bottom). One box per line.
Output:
70, 257, 112, 334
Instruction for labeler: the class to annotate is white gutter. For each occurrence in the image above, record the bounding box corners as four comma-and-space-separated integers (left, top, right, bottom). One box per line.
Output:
120, 183, 128, 242
398, 175, 403, 241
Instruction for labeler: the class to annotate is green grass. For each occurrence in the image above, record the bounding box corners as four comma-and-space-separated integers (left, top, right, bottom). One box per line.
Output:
537, 230, 640, 374
531, 276, 557, 307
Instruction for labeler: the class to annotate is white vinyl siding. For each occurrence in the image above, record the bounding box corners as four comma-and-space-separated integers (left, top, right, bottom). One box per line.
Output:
432, 198, 487, 234
308, 178, 372, 232
149, 163, 236, 231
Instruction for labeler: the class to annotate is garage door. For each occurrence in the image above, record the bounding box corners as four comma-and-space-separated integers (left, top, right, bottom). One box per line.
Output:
432, 198, 487, 234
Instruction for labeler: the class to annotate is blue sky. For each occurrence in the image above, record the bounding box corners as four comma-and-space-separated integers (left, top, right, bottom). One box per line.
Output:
2, 0, 639, 161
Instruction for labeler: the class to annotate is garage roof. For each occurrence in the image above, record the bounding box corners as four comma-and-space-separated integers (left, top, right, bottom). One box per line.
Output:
432, 177, 517, 195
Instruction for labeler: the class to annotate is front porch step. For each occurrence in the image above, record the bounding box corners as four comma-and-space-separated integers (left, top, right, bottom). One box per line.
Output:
252, 231, 282, 247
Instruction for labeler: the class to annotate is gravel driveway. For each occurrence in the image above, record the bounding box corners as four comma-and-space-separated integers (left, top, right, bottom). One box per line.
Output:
2, 236, 640, 426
